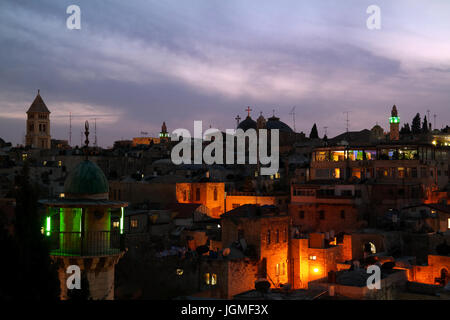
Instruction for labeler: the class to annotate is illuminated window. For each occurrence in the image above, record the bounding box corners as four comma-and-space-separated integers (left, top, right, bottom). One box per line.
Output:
334, 168, 340, 179
448, 218, 450, 229
58, 161, 62, 167
112, 221, 120, 229
204, 273, 217, 286
176, 269, 184, 276
59, 193, 65, 198
276, 264, 280, 276
131, 219, 138, 228
211, 273, 217, 285
309, 255, 317, 260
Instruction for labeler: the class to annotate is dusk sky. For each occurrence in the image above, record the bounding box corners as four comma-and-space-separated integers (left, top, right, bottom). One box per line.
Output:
1, 0, 449, 147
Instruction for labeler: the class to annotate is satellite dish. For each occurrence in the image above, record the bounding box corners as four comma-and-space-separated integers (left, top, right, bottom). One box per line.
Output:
222, 248, 231, 256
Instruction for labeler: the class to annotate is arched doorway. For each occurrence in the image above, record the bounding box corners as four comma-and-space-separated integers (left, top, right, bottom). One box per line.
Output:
363, 242, 376, 257
440, 268, 449, 286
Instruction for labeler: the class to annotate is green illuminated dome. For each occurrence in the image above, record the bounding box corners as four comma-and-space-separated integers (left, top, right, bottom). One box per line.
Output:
64, 160, 109, 196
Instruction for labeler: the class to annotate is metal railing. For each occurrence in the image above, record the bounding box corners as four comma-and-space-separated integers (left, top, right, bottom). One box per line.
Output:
46, 231, 124, 256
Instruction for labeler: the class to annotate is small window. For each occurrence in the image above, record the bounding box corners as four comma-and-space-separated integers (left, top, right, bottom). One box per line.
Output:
196, 188, 200, 201
309, 255, 317, 260
213, 187, 218, 201
275, 264, 280, 276
448, 218, 450, 230
131, 219, 138, 228
183, 190, 187, 201
267, 230, 271, 245
319, 210, 325, 220
112, 221, 120, 229
340, 210, 345, 220
276, 229, 279, 243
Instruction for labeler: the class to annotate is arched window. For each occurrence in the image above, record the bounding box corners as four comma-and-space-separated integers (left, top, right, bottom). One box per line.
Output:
213, 187, 218, 201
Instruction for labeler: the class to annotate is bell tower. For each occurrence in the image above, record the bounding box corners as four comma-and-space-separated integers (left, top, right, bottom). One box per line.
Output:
389, 105, 400, 141
26, 90, 51, 149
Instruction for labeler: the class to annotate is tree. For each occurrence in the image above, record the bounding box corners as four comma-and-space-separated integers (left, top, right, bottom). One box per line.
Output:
422, 115, 429, 133
400, 123, 411, 135
0, 162, 60, 299
411, 113, 421, 134
309, 123, 319, 139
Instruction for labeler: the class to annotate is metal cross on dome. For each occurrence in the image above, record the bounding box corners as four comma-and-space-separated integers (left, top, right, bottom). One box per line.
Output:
245, 106, 252, 117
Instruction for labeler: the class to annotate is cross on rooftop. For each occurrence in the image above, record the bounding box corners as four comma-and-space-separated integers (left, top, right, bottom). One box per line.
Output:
245, 106, 252, 117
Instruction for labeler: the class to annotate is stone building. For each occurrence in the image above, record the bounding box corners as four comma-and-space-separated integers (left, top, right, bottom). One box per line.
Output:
25, 90, 51, 149
176, 182, 225, 218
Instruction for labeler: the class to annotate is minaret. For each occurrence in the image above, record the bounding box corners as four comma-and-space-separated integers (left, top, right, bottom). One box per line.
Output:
389, 105, 400, 141
39, 121, 128, 300
159, 121, 169, 142
26, 90, 51, 149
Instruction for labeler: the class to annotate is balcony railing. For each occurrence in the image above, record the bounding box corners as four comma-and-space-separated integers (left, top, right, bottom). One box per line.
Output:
46, 231, 124, 257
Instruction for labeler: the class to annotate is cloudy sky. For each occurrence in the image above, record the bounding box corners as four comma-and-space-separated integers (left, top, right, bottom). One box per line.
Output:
1, 0, 449, 147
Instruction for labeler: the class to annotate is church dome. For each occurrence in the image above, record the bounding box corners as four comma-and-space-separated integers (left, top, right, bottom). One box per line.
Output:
237, 116, 257, 131
266, 116, 293, 133
64, 160, 109, 197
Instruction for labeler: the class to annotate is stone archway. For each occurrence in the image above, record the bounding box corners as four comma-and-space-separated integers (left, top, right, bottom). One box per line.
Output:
363, 241, 376, 255
440, 268, 449, 286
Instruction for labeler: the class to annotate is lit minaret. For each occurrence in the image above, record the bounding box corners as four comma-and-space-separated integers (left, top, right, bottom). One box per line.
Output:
389, 105, 400, 141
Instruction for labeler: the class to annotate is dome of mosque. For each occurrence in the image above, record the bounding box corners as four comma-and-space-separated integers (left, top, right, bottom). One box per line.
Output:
64, 160, 109, 196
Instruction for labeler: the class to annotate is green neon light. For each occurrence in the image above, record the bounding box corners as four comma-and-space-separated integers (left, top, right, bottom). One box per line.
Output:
120, 207, 124, 234
389, 116, 400, 124
46, 216, 51, 236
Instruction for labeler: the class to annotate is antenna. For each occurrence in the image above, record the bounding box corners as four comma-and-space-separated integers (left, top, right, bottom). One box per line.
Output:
94, 118, 97, 147
69, 112, 72, 146
289, 106, 296, 132
433, 114, 437, 130
427, 109, 431, 122
343, 111, 351, 133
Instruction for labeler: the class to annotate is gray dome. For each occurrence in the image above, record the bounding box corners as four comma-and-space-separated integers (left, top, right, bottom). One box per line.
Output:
266, 116, 293, 133
237, 116, 257, 131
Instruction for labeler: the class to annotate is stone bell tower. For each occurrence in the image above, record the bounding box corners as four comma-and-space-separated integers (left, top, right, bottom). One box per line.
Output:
26, 90, 51, 149
389, 105, 400, 141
